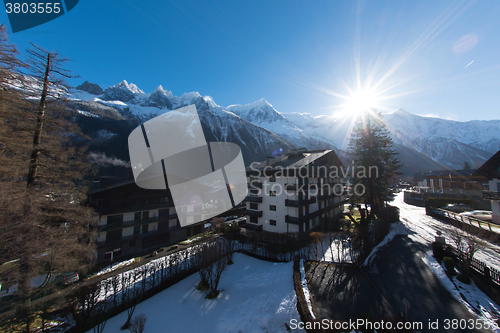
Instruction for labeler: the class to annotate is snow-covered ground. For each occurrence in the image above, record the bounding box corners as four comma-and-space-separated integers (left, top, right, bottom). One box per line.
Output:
87, 253, 304, 333
394, 192, 500, 271
392, 192, 500, 330
423, 251, 500, 332
299, 260, 315, 320
86, 258, 136, 279
319, 234, 355, 263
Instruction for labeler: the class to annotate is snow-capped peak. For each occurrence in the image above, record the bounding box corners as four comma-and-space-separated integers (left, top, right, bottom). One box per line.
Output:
115, 80, 145, 95
226, 98, 284, 123
152, 85, 173, 97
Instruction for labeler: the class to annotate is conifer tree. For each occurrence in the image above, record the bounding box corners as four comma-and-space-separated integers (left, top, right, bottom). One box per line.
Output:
0, 26, 95, 330
347, 110, 401, 221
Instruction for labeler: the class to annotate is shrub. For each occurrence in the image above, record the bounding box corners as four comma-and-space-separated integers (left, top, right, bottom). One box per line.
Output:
432, 242, 444, 261
378, 205, 400, 223
443, 256, 455, 276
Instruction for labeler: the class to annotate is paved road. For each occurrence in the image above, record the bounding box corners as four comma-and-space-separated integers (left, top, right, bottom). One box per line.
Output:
308, 234, 492, 333
366, 234, 492, 333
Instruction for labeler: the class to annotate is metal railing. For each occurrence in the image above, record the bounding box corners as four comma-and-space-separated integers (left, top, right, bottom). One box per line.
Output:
245, 196, 263, 203
432, 208, 497, 233
483, 190, 500, 201
98, 216, 159, 231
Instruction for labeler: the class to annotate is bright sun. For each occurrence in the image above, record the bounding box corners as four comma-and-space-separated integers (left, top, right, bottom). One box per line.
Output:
343, 89, 380, 115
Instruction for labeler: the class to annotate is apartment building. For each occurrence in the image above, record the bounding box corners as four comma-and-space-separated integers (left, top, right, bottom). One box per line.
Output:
244, 149, 347, 233
475, 150, 500, 224
88, 178, 204, 262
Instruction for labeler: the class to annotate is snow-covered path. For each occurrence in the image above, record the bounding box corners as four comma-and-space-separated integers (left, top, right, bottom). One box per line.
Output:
394, 192, 500, 271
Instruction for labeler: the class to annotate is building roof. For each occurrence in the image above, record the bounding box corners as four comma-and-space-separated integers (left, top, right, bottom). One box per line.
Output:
246, 149, 341, 171
474, 150, 500, 180
425, 169, 479, 178
87, 178, 136, 194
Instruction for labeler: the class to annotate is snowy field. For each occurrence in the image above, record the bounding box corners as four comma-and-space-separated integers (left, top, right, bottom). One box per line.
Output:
88, 253, 304, 333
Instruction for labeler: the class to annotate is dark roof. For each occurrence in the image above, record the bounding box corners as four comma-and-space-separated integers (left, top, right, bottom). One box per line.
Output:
246, 149, 340, 170
474, 150, 500, 179
425, 169, 479, 177
88, 179, 136, 194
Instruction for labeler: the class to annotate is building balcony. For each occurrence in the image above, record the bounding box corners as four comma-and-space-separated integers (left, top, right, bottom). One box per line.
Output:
98, 216, 159, 231
248, 181, 262, 189
285, 197, 316, 207
483, 190, 500, 201
245, 209, 263, 217
285, 215, 301, 225
96, 201, 175, 216
285, 199, 300, 207
240, 222, 263, 231
246, 196, 263, 203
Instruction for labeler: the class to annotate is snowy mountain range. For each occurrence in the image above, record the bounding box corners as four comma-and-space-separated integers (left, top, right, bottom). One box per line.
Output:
72, 80, 500, 177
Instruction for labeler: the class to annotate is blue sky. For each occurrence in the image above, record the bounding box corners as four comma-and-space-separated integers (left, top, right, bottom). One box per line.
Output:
1, 0, 499, 121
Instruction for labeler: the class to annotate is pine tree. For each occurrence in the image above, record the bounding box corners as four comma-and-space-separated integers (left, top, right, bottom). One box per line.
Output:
348, 110, 401, 220
0, 26, 95, 330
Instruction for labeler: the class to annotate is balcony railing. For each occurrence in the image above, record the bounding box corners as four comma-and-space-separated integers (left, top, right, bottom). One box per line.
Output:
245, 196, 263, 203
98, 216, 159, 231
245, 209, 263, 217
248, 181, 263, 189
285, 197, 316, 207
483, 190, 500, 201
285, 215, 301, 224
240, 222, 263, 231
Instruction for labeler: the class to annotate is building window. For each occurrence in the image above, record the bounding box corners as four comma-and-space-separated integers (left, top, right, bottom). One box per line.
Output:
250, 216, 258, 223
270, 205, 276, 211
250, 189, 259, 195
142, 211, 149, 219
250, 203, 258, 210
107, 214, 123, 225
269, 176, 276, 182
270, 219, 276, 226
269, 191, 276, 197
134, 212, 141, 221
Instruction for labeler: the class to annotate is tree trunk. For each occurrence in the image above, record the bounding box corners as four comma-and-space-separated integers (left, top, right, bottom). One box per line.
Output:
27, 52, 51, 187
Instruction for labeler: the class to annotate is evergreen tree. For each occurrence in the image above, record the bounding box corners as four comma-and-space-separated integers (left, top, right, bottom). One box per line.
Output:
0, 26, 95, 331
348, 110, 401, 220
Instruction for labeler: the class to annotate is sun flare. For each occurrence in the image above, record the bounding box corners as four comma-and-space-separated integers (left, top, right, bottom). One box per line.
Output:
343, 89, 380, 115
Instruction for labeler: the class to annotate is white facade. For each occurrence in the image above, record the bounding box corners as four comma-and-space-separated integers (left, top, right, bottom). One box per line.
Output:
245, 150, 346, 234
489, 178, 500, 225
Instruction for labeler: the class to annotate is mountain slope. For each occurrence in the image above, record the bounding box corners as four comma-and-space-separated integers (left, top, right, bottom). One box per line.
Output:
72, 80, 500, 176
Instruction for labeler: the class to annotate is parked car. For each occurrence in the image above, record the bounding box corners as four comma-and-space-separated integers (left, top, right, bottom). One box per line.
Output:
459, 210, 493, 222
441, 203, 471, 213
55, 272, 79, 286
